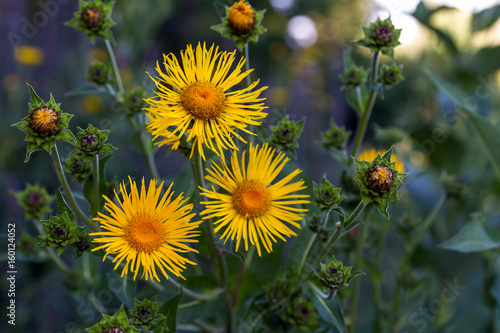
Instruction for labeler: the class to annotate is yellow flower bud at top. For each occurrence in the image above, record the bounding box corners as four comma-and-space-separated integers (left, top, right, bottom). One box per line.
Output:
228, 0, 255, 35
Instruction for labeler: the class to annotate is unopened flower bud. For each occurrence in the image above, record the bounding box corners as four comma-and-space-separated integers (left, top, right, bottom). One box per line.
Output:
339, 66, 368, 91
101, 326, 125, 333
378, 63, 404, 87
87, 62, 112, 86
365, 164, 394, 193
313, 177, 346, 212
82, 7, 103, 29
64, 153, 92, 183
321, 121, 351, 151
30, 107, 59, 137
12, 184, 54, 219
228, 0, 256, 35
124, 87, 147, 116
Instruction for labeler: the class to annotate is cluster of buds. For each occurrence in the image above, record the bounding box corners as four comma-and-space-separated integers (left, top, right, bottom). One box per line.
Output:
87, 305, 140, 333
317, 258, 363, 294
37, 212, 80, 255
65, 0, 116, 43
87, 61, 113, 86
339, 65, 368, 91
14, 84, 74, 162
378, 63, 404, 87
71, 226, 92, 258
12, 183, 54, 219
129, 297, 166, 330
283, 296, 318, 330
357, 17, 402, 58
321, 120, 351, 152
63, 152, 92, 183
269, 116, 304, 158
353, 147, 408, 217
123, 87, 147, 116
212, 0, 267, 51
312, 177, 346, 212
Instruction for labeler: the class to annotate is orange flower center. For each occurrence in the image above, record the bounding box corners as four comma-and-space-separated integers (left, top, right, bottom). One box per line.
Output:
228, 0, 256, 34
124, 215, 165, 252
181, 82, 226, 121
232, 182, 271, 218
30, 107, 58, 136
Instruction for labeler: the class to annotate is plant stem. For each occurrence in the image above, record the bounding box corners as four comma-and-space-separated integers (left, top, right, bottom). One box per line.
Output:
139, 128, 160, 180
244, 43, 251, 88
312, 201, 366, 271
191, 148, 235, 332
92, 154, 99, 218
391, 193, 446, 331
104, 39, 124, 97
348, 222, 368, 333
298, 211, 329, 278
51, 144, 98, 232
351, 51, 380, 158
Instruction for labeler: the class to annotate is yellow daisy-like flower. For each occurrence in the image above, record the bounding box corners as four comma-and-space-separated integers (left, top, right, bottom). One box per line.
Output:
90, 177, 201, 282
358, 148, 405, 173
145, 42, 268, 160
200, 143, 309, 256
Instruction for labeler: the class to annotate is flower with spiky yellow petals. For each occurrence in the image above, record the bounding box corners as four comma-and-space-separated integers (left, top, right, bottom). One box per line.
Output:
358, 148, 405, 173
90, 177, 201, 281
200, 143, 309, 256
145, 42, 268, 160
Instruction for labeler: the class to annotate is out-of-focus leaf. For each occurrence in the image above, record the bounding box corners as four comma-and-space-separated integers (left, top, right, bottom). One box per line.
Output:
306, 284, 347, 333
159, 289, 183, 333
412, 1, 458, 53
439, 218, 500, 253
427, 71, 500, 181
472, 5, 500, 32
56, 187, 76, 221
470, 46, 500, 75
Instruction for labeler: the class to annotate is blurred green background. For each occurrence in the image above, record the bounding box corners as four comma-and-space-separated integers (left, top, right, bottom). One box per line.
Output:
2, 0, 500, 332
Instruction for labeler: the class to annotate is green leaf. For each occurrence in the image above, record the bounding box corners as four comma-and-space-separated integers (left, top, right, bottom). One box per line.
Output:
427, 71, 500, 181
439, 217, 500, 253
472, 5, 500, 32
307, 286, 347, 333
470, 46, 500, 75
56, 187, 76, 221
159, 289, 183, 332
25, 141, 41, 162
26, 83, 44, 106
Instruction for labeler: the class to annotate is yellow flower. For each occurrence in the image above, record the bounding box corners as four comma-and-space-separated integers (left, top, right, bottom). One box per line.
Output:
90, 177, 201, 281
228, 0, 256, 34
14, 45, 46, 66
200, 143, 309, 256
358, 148, 405, 173
145, 42, 268, 160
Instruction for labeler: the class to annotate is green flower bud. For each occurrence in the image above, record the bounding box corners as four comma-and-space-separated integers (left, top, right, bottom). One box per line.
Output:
283, 297, 318, 330
357, 17, 402, 58
14, 83, 75, 162
37, 212, 79, 255
308, 215, 321, 233
87, 62, 112, 86
211, 1, 267, 51
442, 174, 466, 199
12, 183, 54, 219
73, 124, 115, 157
321, 120, 351, 151
71, 226, 92, 258
317, 258, 363, 293
353, 147, 408, 217
65, 0, 116, 44
378, 63, 404, 87
313, 177, 346, 212
87, 305, 141, 333
123, 87, 147, 116
18, 233, 38, 257
129, 297, 165, 329
339, 65, 368, 90
317, 229, 329, 243
64, 152, 92, 183
269, 116, 304, 158
267, 281, 290, 303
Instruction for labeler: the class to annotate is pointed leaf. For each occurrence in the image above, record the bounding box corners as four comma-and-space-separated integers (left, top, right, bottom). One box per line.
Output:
56, 187, 76, 221
306, 284, 347, 333
26, 83, 44, 105
159, 289, 183, 332
472, 5, 500, 32
439, 218, 500, 253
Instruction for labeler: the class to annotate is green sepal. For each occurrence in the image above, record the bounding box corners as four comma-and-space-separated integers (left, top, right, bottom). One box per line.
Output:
56, 187, 76, 221
86, 304, 141, 333
25, 142, 41, 162
65, 0, 116, 45
27, 82, 43, 106
129, 296, 167, 330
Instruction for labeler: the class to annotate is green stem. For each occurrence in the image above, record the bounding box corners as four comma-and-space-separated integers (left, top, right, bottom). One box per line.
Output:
104, 39, 124, 97
348, 222, 368, 333
193, 319, 222, 333
140, 129, 160, 180
244, 43, 251, 88
312, 201, 366, 270
355, 86, 364, 112
92, 154, 99, 218
51, 145, 98, 232
391, 193, 446, 331
298, 211, 329, 278
192, 148, 235, 333
351, 51, 380, 158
